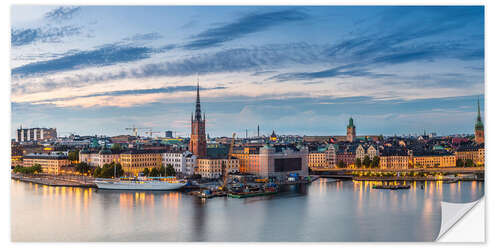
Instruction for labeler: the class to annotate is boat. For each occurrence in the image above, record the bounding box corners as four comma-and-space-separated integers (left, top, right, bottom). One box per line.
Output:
227, 183, 279, 198
94, 176, 186, 190
227, 190, 278, 198
372, 183, 410, 190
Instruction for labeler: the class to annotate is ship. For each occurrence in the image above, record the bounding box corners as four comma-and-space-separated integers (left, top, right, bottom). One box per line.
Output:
94, 176, 186, 190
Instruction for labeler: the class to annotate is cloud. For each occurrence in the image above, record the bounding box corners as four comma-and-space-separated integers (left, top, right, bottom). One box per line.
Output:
12, 44, 154, 77
123, 32, 163, 42
11, 25, 82, 47
44, 6, 81, 21
184, 9, 309, 49
270, 64, 394, 81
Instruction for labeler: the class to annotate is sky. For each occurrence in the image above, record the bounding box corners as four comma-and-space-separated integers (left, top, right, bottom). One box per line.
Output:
10, 6, 484, 138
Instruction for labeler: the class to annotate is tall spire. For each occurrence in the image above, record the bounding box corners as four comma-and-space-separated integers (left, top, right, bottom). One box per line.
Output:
477, 98, 481, 121
194, 74, 202, 121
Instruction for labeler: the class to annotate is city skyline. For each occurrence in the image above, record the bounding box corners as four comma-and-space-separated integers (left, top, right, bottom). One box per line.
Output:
11, 6, 484, 137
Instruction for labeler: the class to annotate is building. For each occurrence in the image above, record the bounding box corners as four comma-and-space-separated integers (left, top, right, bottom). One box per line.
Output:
347, 117, 356, 142
23, 153, 70, 174
412, 151, 456, 168
161, 151, 197, 177
379, 149, 410, 169
325, 144, 337, 168
308, 151, 327, 169
475, 99, 484, 144
355, 144, 379, 160
189, 80, 207, 158
455, 145, 484, 166
165, 130, 173, 138
79, 148, 120, 168
336, 147, 356, 168
16, 126, 57, 142
270, 130, 277, 142
232, 145, 309, 178
195, 158, 239, 179
119, 150, 162, 176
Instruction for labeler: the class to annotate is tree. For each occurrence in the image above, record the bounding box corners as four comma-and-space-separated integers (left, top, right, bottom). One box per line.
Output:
456, 159, 464, 168
363, 156, 371, 168
371, 156, 380, 168
150, 168, 160, 177
68, 150, 79, 161
143, 168, 150, 176
75, 162, 91, 174
465, 159, 475, 168
355, 158, 362, 168
337, 160, 346, 168
166, 164, 175, 176
93, 167, 101, 177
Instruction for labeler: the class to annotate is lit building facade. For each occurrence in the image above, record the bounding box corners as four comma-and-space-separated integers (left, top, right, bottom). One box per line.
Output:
347, 117, 356, 142
79, 149, 120, 167
23, 153, 70, 174
308, 152, 327, 169
195, 158, 239, 179
161, 151, 197, 177
119, 150, 162, 176
412, 153, 456, 168
475, 99, 484, 144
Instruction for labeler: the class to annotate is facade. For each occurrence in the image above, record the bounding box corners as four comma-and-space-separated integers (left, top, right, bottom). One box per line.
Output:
336, 148, 356, 167
475, 100, 484, 144
16, 127, 57, 142
195, 158, 239, 179
23, 153, 70, 174
355, 145, 379, 160
325, 144, 337, 168
79, 149, 120, 167
412, 152, 456, 168
455, 145, 484, 166
308, 152, 327, 169
161, 151, 197, 177
233, 145, 309, 177
119, 150, 162, 176
189, 81, 207, 158
379, 149, 410, 169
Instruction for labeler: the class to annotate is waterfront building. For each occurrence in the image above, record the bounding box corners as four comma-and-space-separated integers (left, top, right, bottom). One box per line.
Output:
455, 145, 484, 166
161, 151, 197, 177
119, 150, 162, 176
232, 144, 309, 177
325, 144, 337, 168
16, 126, 57, 142
347, 117, 356, 142
189, 80, 207, 158
475, 99, 484, 144
379, 149, 410, 169
412, 151, 456, 168
336, 147, 356, 168
195, 158, 239, 179
308, 151, 327, 169
79, 148, 120, 168
23, 153, 70, 174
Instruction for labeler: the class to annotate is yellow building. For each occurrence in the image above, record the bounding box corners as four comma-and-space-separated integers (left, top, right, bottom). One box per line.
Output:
455, 146, 484, 166
11, 155, 23, 167
23, 153, 70, 174
380, 155, 409, 169
232, 148, 260, 174
195, 158, 240, 179
119, 150, 162, 176
308, 152, 327, 169
412, 153, 456, 168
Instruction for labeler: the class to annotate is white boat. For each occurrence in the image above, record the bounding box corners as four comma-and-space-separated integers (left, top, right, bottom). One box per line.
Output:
94, 177, 186, 190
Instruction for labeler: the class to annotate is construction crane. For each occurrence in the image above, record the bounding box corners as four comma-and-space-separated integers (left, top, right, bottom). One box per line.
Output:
222, 132, 236, 190
125, 126, 149, 137
144, 129, 161, 138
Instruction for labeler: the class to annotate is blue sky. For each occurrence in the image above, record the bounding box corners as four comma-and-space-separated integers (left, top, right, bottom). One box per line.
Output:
10, 6, 484, 138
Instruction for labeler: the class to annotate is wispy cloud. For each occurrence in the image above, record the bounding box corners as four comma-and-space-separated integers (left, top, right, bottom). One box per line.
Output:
184, 9, 309, 49
123, 32, 163, 42
44, 6, 81, 22
12, 44, 153, 77
11, 26, 82, 47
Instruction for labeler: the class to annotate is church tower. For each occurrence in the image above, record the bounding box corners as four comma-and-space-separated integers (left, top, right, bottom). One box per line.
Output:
475, 99, 484, 144
347, 117, 356, 142
189, 78, 207, 157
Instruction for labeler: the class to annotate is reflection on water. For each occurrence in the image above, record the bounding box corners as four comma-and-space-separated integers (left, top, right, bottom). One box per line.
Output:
11, 179, 483, 242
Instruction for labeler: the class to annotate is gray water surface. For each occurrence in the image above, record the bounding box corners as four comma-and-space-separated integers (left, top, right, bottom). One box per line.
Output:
11, 179, 484, 242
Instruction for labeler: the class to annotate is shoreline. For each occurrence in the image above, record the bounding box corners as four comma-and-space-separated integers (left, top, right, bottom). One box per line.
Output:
11, 174, 97, 188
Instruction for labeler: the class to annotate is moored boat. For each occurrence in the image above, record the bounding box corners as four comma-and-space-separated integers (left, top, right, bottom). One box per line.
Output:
94, 176, 186, 190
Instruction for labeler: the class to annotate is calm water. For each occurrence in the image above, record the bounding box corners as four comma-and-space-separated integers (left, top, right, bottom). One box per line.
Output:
11, 178, 484, 242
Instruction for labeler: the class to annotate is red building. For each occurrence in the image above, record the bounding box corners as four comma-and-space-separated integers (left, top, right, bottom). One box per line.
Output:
189, 80, 207, 158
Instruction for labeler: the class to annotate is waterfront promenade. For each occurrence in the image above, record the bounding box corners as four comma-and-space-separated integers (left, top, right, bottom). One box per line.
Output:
11, 173, 96, 188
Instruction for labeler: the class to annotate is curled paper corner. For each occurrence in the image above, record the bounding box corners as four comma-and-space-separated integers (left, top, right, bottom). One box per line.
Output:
436, 198, 483, 241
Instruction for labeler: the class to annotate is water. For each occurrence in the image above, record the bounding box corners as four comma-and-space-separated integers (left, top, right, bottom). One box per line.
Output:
11, 179, 484, 242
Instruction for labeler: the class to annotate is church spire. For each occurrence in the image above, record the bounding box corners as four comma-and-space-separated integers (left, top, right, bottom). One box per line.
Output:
194, 74, 202, 121
475, 98, 484, 130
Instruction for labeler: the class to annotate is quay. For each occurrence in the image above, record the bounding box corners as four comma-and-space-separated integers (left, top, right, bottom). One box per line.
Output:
11, 174, 96, 188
